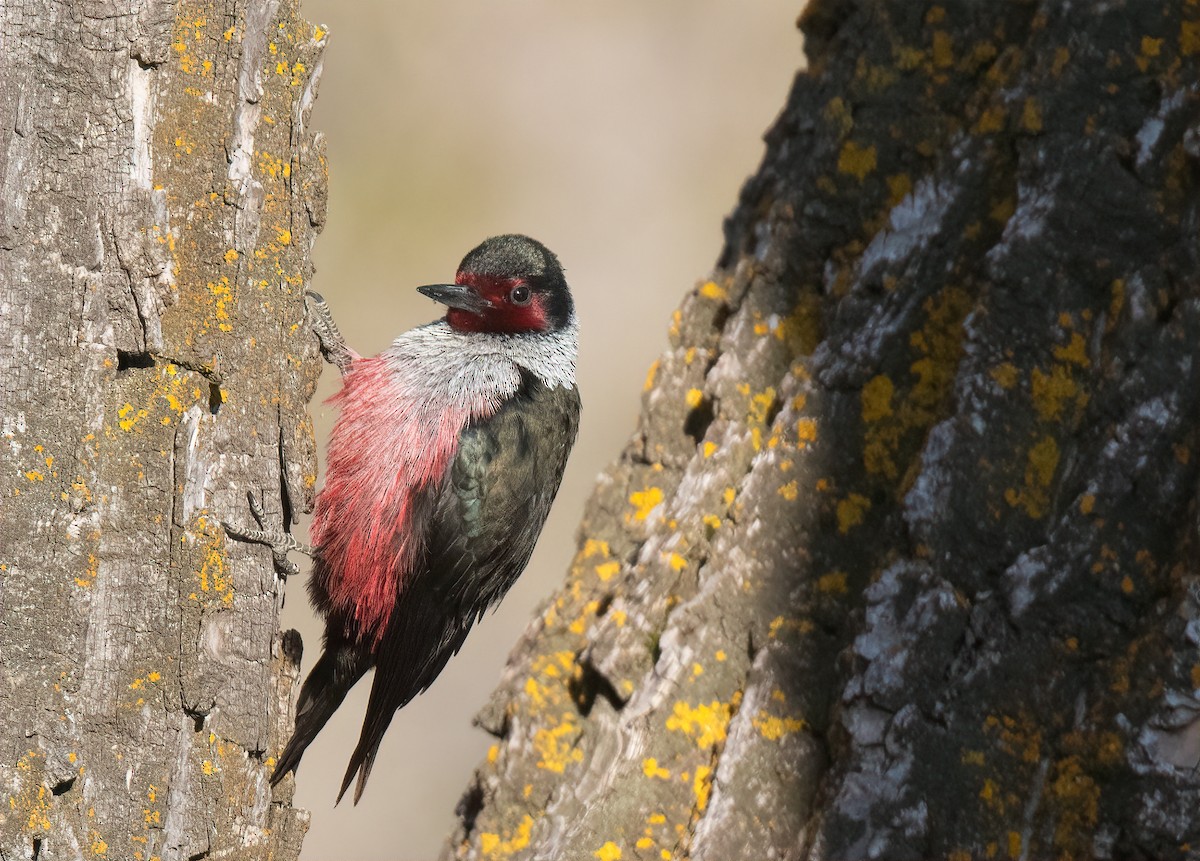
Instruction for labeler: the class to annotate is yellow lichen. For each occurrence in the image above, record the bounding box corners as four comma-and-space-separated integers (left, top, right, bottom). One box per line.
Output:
861, 375, 895, 422
532, 719, 583, 773
1021, 98, 1043, 133
643, 758, 670, 780
817, 570, 848, 594
838, 141, 877, 180
628, 487, 664, 522
836, 493, 870, 534
693, 764, 713, 812
666, 700, 731, 749
1004, 435, 1060, 519
758, 713, 808, 742
479, 815, 535, 858
990, 362, 1019, 389
797, 417, 818, 448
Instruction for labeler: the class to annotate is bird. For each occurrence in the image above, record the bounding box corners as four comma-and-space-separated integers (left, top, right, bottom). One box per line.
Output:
270, 234, 580, 803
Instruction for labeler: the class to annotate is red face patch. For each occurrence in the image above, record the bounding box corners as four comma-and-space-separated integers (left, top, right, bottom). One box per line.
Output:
446, 273, 549, 334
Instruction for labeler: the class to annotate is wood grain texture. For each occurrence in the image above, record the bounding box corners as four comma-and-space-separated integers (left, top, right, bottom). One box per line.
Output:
0, 1, 325, 857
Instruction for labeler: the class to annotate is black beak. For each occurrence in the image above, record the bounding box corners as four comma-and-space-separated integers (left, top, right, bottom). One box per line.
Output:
417, 283, 492, 314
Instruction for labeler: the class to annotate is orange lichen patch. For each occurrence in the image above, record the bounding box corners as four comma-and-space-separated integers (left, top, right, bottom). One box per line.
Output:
532, 717, 583, 773
983, 711, 1043, 764
628, 487, 664, 522
778, 481, 799, 501
817, 570, 848, 594
773, 298, 822, 356
685, 388, 704, 409
769, 615, 814, 639
1020, 98, 1043, 133
702, 441, 717, 457
11, 751, 54, 833
747, 387, 778, 452
1003, 435, 1060, 519
797, 417, 818, 448
666, 700, 731, 749
974, 105, 1006, 135
823, 96, 854, 136
478, 814, 535, 858
595, 561, 620, 582
1031, 363, 1088, 423
752, 712, 808, 741
692, 764, 713, 812
1048, 757, 1100, 851
990, 196, 1016, 224
863, 288, 970, 478
642, 757, 670, 780
698, 281, 727, 301
886, 172, 913, 206
838, 140, 877, 180
665, 552, 687, 572
931, 30, 954, 67
861, 375, 895, 422
1133, 36, 1160, 71
1079, 494, 1096, 514
1182, 19, 1200, 56
594, 842, 622, 861
581, 539, 609, 560
990, 362, 1019, 389
836, 493, 871, 534
192, 526, 234, 608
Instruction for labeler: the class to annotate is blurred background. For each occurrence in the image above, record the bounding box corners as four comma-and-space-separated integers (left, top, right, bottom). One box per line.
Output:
284, 2, 803, 858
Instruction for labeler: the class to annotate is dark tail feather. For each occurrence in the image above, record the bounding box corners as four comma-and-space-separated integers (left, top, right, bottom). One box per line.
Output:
335, 704, 397, 805
272, 640, 371, 786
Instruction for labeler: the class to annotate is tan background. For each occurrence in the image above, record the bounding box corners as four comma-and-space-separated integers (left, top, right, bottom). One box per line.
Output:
284, 3, 802, 858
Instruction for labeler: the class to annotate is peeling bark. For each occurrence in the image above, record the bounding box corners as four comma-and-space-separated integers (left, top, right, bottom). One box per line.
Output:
444, 3, 1200, 861
0, 1, 325, 858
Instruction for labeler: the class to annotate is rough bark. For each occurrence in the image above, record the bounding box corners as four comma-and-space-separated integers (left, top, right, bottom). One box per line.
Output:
443, 3, 1200, 860
0, 1, 325, 858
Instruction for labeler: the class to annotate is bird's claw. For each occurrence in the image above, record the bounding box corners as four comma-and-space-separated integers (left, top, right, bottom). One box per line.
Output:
306, 290, 353, 375
222, 491, 311, 579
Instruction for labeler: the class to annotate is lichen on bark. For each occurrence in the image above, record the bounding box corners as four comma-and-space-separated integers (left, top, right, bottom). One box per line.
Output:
0, 1, 326, 858
444, 3, 1200, 860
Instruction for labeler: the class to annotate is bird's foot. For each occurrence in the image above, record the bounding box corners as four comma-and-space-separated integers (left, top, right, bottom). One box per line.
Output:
306, 290, 353, 375
221, 491, 312, 579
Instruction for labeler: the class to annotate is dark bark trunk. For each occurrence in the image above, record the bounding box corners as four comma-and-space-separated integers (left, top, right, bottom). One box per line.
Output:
0, 1, 325, 857
443, 3, 1200, 860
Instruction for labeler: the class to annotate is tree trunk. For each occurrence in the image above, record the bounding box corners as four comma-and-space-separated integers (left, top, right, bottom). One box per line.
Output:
443, 3, 1200, 860
0, 1, 325, 858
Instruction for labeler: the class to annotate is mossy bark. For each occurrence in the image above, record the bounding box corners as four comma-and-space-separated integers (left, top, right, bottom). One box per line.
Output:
0, 1, 325, 858
444, 3, 1200, 860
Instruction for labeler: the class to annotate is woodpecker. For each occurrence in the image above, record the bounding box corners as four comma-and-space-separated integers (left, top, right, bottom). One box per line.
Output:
268, 235, 579, 803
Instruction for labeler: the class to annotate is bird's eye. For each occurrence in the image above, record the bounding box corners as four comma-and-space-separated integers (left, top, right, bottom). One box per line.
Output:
509, 284, 532, 306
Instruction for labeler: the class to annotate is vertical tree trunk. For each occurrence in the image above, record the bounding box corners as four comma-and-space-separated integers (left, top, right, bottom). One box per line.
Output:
0, 1, 325, 858
443, 3, 1200, 860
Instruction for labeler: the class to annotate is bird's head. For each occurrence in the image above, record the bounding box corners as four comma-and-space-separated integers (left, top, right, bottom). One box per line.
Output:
418, 235, 573, 335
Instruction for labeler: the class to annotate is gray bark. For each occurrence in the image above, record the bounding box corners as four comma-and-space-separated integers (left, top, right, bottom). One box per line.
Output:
443, 3, 1200, 860
0, 1, 325, 858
